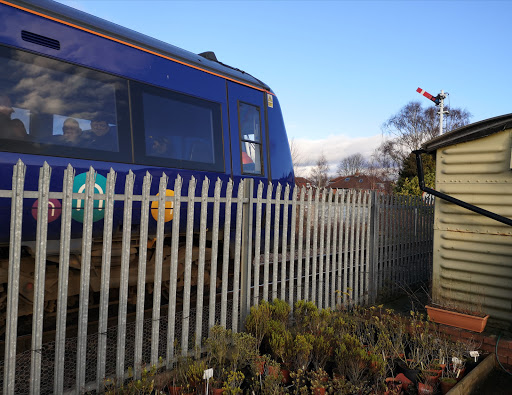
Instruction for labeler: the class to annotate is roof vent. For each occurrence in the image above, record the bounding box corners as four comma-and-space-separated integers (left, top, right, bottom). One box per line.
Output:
199, 51, 218, 62
21, 30, 60, 50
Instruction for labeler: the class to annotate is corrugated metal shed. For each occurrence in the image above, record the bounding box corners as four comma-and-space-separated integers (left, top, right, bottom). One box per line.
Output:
422, 114, 512, 329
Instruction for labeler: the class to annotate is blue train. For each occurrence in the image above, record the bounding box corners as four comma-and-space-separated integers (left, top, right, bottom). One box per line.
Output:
0, 0, 294, 323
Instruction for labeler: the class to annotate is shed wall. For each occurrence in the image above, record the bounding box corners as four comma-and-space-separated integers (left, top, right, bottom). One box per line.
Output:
432, 129, 512, 328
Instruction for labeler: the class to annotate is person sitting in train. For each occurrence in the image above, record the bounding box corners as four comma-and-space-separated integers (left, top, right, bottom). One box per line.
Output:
82, 115, 118, 151
0, 94, 27, 140
149, 136, 172, 158
60, 117, 83, 146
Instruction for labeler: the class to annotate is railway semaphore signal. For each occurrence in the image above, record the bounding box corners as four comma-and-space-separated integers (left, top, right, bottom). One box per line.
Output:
416, 87, 449, 135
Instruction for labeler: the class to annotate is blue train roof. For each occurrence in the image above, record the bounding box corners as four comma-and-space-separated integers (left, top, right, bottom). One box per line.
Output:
7, 0, 271, 92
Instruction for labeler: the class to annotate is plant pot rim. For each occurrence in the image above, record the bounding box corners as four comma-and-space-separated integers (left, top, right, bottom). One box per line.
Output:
427, 304, 488, 318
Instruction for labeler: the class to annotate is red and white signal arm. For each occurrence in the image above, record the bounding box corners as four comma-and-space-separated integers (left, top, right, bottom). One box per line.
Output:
241, 152, 254, 164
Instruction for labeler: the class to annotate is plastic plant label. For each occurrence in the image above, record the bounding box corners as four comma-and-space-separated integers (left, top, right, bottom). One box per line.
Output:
470, 351, 480, 362
203, 368, 213, 380
452, 356, 462, 366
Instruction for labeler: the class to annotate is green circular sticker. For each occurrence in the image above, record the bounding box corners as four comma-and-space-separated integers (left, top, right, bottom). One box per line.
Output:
72, 172, 107, 222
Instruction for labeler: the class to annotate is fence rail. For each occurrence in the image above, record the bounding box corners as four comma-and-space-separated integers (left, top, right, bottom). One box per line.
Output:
0, 161, 434, 394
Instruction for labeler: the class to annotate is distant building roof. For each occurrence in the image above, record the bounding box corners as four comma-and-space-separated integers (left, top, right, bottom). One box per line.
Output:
295, 177, 312, 188
328, 174, 392, 193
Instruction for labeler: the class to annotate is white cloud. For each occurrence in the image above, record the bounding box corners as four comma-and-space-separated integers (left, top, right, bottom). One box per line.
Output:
291, 133, 385, 177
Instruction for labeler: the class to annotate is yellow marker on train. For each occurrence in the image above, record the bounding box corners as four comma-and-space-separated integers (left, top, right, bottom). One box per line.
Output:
151, 189, 174, 222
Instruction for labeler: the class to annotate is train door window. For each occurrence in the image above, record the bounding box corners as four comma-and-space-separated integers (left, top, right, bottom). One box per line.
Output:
238, 102, 262, 174
131, 81, 224, 172
0, 45, 130, 162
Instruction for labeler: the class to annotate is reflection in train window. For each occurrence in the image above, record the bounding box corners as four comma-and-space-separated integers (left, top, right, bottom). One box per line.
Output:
0, 45, 129, 161
238, 102, 262, 174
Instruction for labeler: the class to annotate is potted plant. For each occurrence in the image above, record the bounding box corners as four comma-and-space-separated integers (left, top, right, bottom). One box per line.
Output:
424, 361, 443, 384
186, 359, 208, 394
440, 376, 457, 394
331, 374, 359, 394
167, 342, 191, 394
384, 377, 403, 395
245, 300, 272, 352
308, 368, 329, 395
258, 357, 284, 393
334, 333, 375, 391
311, 326, 333, 371
439, 359, 463, 395
268, 324, 294, 384
231, 331, 258, 373
418, 381, 435, 395
418, 366, 439, 395
205, 325, 231, 389
270, 298, 291, 328
290, 368, 308, 394
221, 370, 245, 395
292, 333, 314, 372
294, 300, 320, 334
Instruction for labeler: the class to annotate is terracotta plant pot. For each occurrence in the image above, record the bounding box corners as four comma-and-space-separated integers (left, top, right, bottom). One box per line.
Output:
456, 367, 466, 382
440, 377, 457, 394
281, 368, 291, 384
267, 365, 282, 380
212, 388, 224, 395
425, 305, 489, 332
384, 377, 403, 395
425, 368, 442, 383
395, 373, 412, 392
255, 358, 265, 375
167, 386, 182, 395
312, 387, 326, 395
396, 360, 420, 384
418, 382, 434, 395
448, 364, 466, 382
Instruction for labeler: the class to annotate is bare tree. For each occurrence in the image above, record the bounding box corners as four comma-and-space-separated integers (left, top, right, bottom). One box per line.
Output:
336, 153, 367, 176
309, 152, 330, 188
289, 138, 304, 176
368, 147, 394, 180
378, 101, 471, 173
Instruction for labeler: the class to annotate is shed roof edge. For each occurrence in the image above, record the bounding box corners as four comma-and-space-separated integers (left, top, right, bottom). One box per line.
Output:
421, 113, 512, 152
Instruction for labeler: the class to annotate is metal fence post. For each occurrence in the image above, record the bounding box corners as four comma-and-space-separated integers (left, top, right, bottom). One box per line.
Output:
368, 191, 379, 304
30, 162, 51, 395
239, 178, 252, 329
4, 160, 25, 395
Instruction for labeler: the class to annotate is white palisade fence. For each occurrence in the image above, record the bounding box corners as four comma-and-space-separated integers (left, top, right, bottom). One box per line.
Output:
0, 161, 434, 394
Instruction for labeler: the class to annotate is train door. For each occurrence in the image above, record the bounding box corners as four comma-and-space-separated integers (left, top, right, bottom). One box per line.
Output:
227, 81, 269, 185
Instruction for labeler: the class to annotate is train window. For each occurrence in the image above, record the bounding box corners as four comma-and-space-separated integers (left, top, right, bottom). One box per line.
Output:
0, 45, 130, 162
238, 102, 262, 174
131, 82, 224, 172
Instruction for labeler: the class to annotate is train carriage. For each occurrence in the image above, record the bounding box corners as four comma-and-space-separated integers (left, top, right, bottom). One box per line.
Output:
0, 0, 294, 333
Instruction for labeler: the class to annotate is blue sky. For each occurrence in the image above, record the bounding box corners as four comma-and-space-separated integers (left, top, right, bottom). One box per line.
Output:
57, 0, 512, 173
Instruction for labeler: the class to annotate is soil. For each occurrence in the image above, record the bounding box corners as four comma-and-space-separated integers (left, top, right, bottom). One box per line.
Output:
470, 368, 512, 395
